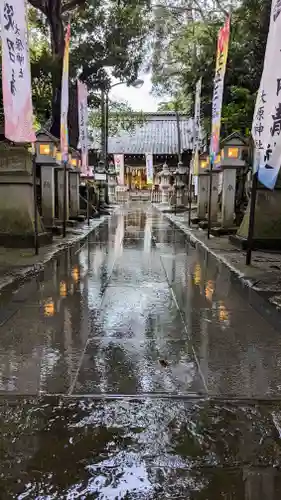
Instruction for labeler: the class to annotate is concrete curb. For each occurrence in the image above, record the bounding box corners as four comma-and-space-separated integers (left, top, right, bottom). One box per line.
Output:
0, 209, 118, 295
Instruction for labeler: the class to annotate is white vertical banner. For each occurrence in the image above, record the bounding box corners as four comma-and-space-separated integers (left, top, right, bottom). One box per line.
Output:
77, 80, 89, 176
0, 0, 35, 142
145, 153, 153, 185
252, 0, 281, 189
193, 78, 202, 175
114, 154, 125, 185
60, 23, 70, 162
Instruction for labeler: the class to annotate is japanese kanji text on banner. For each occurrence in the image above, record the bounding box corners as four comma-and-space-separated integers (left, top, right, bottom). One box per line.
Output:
145, 153, 153, 185
78, 80, 89, 176
60, 24, 70, 162
210, 16, 230, 164
252, 0, 281, 189
0, 1, 35, 143
193, 78, 202, 175
114, 154, 125, 185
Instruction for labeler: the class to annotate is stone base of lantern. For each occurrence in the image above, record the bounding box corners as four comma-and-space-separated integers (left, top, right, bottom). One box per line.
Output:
108, 184, 116, 204
230, 183, 281, 251
0, 144, 52, 248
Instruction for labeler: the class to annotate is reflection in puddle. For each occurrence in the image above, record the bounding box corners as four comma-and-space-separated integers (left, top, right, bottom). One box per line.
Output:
0, 205, 280, 498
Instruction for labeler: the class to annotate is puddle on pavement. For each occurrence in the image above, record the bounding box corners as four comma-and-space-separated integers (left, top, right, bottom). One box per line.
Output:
0, 204, 281, 497
1, 397, 281, 498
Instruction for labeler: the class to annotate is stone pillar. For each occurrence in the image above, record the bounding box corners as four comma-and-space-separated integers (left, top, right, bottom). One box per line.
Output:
108, 163, 117, 204
221, 167, 237, 228
0, 143, 49, 247
69, 171, 80, 218
210, 171, 220, 222
41, 166, 55, 227
57, 167, 69, 221
160, 163, 172, 204
197, 173, 209, 220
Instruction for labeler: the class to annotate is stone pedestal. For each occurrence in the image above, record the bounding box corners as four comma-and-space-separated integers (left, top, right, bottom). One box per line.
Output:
221, 167, 237, 228
197, 174, 209, 220
231, 175, 281, 250
160, 163, 172, 205
0, 144, 51, 247
69, 171, 80, 219
57, 167, 69, 221
108, 164, 117, 204
210, 171, 220, 222
41, 166, 55, 227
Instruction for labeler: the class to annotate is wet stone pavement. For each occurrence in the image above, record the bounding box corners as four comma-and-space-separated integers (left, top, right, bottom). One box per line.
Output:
1, 204, 281, 498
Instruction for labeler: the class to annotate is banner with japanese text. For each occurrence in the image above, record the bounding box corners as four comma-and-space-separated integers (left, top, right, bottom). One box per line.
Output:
210, 17, 230, 164
252, 0, 281, 189
145, 153, 153, 185
193, 78, 202, 175
0, 0, 35, 143
114, 154, 125, 185
60, 23, 70, 162
78, 80, 89, 176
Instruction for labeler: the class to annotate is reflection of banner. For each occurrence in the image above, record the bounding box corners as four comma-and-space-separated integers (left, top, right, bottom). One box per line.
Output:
0, 0, 35, 142
210, 17, 230, 163
60, 24, 70, 162
114, 154, 125, 185
78, 80, 89, 176
193, 79, 202, 175
252, 0, 281, 189
145, 153, 153, 185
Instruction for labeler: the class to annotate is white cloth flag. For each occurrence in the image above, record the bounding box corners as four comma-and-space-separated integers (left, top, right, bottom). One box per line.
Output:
192, 78, 202, 175
194, 78, 202, 150
78, 80, 89, 176
145, 153, 153, 185
252, 0, 281, 189
0, 0, 35, 142
114, 154, 125, 185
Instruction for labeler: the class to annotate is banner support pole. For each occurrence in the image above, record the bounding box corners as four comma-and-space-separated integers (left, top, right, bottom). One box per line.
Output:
62, 160, 67, 238
207, 162, 213, 239
246, 171, 258, 266
32, 147, 39, 255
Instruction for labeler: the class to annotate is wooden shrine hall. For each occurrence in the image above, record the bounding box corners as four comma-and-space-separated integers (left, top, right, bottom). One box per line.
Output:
92, 112, 194, 189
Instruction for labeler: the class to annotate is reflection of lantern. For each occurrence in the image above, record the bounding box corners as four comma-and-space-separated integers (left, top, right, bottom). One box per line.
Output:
60, 281, 67, 297
205, 280, 214, 302
44, 299, 55, 317
193, 264, 201, 286
218, 302, 229, 322
72, 266, 79, 283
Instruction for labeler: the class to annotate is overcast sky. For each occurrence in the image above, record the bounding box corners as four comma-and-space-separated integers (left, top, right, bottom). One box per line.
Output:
110, 73, 163, 112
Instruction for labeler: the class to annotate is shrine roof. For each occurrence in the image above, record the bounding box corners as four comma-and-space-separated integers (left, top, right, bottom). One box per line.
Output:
92, 112, 194, 155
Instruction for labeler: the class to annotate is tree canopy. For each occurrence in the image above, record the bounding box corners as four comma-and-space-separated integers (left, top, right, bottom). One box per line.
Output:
26, 0, 151, 145
151, 0, 271, 139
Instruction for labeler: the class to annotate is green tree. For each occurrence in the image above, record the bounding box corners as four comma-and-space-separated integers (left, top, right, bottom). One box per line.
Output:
151, 0, 271, 138
89, 99, 145, 146
28, 0, 151, 146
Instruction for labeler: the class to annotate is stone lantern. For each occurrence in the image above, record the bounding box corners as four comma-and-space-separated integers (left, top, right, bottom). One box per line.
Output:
196, 152, 210, 221
173, 161, 187, 209
36, 129, 59, 228
107, 160, 117, 204
219, 132, 247, 229
68, 148, 81, 220
95, 160, 107, 208
159, 162, 172, 204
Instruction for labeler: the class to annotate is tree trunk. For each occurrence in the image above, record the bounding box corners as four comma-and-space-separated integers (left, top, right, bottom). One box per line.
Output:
45, 0, 65, 140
